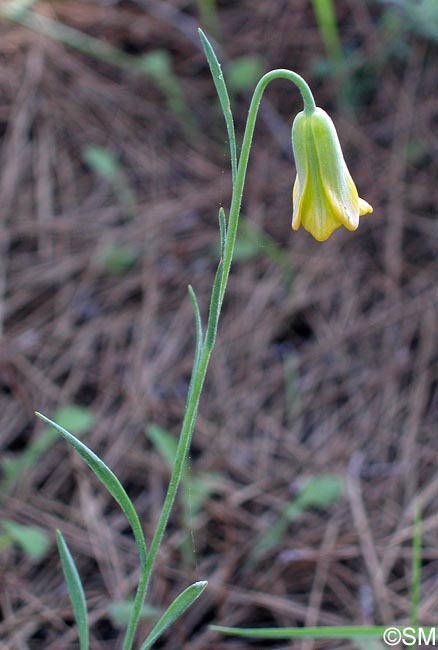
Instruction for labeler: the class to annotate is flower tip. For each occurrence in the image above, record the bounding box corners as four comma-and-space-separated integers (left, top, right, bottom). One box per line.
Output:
359, 198, 373, 216
311, 231, 331, 242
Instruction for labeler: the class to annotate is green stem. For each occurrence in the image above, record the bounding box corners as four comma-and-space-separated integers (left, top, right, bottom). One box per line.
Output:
218, 69, 315, 311
123, 69, 316, 650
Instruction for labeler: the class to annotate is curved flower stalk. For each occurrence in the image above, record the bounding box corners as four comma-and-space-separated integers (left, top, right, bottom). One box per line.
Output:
291, 107, 373, 241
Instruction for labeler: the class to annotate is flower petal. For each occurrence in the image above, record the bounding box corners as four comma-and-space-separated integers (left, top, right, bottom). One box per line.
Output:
359, 198, 373, 215
292, 176, 302, 230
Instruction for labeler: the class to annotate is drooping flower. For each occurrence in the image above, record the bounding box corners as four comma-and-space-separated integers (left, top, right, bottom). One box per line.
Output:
291, 107, 373, 241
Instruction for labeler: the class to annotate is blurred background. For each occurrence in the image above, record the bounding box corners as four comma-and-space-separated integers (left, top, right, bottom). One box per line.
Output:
0, 1, 437, 648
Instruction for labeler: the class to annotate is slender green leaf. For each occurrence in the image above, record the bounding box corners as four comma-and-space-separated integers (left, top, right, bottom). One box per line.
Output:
146, 423, 197, 567
56, 530, 89, 650
205, 261, 223, 350
188, 285, 203, 372
210, 625, 388, 639
311, 0, 342, 62
35, 412, 147, 570
218, 207, 227, 259
139, 581, 207, 650
1, 520, 50, 560
198, 28, 237, 182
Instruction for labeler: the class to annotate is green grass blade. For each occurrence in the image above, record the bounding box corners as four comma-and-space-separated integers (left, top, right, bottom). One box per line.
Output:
198, 28, 237, 182
139, 581, 207, 650
56, 530, 89, 650
210, 626, 388, 639
211, 625, 438, 641
35, 412, 147, 570
218, 207, 227, 258
188, 285, 203, 372
311, 0, 342, 63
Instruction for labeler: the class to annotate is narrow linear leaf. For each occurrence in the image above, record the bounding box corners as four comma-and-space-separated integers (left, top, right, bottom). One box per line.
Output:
139, 581, 207, 650
210, 625, 388, 639
56, 530, 89, 650
35, 412, 147, 569
311, 0, 343, 62
218, 207, 227, 258
188, 285, 203, 372
205, 261, 223, 350
198, 28, 237, 182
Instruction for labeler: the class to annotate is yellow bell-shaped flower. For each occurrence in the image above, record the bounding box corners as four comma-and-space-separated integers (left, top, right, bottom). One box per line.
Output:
291, 107, 373, 241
